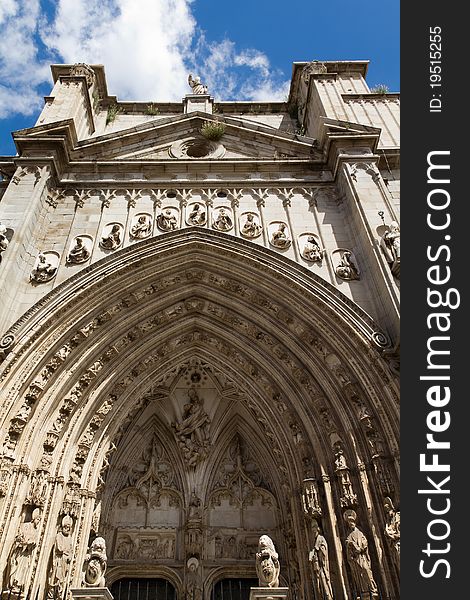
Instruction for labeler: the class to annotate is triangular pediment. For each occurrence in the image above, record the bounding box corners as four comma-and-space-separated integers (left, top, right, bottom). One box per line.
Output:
68, 112, 320, 161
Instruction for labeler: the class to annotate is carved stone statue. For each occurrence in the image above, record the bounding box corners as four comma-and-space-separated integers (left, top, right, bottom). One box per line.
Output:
172, 388, 210, 467
185, 556, 203, 600
213, 208, 233, 231
241, 213, 262, 238
8, 508, 41, 595
30, 253, 57, 283
67, 236, 91, 264
130, 215, 152, 239
157, 209, 178, 231
47, 515, 73, 599
84, 536, 107, 587
380, 221, 400, 276
187, 204, 206, 226
0, 221, 9, 253
255, 535, 280, 588
308, 520, 333, 600
383, 497, 400, 568
188, 74, 208, 95
335, 250, 360, 280
343, 510, 378, 599
100, 224, 122, 250
302, 235, 323, 262
270, 223, 291, 248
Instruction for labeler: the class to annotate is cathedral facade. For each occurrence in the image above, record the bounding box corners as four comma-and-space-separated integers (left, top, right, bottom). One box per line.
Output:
0, 61, 400, 600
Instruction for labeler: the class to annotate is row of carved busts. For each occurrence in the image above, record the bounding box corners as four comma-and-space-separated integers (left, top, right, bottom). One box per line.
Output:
29, 208, 362, 283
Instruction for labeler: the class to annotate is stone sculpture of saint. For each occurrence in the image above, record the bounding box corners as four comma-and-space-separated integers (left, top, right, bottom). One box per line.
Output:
30, 253, 57, 283
302, 236, 323, 262
335, 251, 359, 280
343, 510, 378, 599
188, 74, 208, 95
172, 388, 210, 467
157, 209, 178, 231
270, 223, 291, 248
241, 213, 262, 238
213, 208, 233, 231
8, 508, 42, 594
308, 520, 333, 600
100, 224, 122, 250
383, 497, 400, 569
47, 515, 73, 599
130, 215, 152, 239
84, 536, 107, 587
67, 237, 90, 264
188, 204, 206, 226
255, 535, 280, 588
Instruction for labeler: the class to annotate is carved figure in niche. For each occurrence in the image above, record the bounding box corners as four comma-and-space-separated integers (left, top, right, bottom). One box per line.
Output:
100, 224, 122, 250
130, 215, 152, 239
30, 253, 57, 283
302, 235, 323, 262
172, 388, 210, 467
157, 209, 178, 231
380, 221, 400, 276
188, 491, 202, 522
212, 208, 233, 231
186, 557, 203, 600
0, 222, 9, 253
308, 519, 333, 600
343, 510, 378, 599
334, 442, 357, 507
335, 250, 360, 280
66, 236, 90, 264
7, 508, 41, 595
47, 515, 73, 599
270, 223, 291, 248
188, 74, 208, 95
187, 203, 206, 226
241, 212, 262, 238
255, 535, 280, 588
383, 497, 400, 568
83, 537, 107, 587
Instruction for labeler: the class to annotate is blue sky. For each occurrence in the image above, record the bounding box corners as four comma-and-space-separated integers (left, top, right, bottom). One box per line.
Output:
0, 0, 399, 156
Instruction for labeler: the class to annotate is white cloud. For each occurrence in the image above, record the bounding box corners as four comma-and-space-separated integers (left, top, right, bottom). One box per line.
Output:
0, 0, 51, 118
0, 0, 290, 120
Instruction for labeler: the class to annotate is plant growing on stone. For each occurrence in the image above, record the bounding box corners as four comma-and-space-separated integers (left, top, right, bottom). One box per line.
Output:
146, 103, 159, 116
370, 84, 389, 94
106, 103, 121, 125
200, 120, 225, 141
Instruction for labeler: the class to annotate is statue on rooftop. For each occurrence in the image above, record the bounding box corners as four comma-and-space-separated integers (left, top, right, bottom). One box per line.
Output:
188, 74, 208, 95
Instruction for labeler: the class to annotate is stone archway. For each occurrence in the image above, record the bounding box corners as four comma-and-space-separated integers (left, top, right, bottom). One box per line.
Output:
0, 229, 399, 600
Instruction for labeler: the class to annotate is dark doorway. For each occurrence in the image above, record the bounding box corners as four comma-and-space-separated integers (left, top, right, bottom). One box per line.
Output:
111, 578, 176, 600
211, 579, 258, 600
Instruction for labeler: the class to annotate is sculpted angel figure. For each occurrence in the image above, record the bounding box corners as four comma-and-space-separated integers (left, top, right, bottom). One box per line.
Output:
241, 213, 262, 238
213, 208, 233, 231
270, 223, 291, 248
255, 535, 280, 588
335, 250, 360, 280
157, 209, 178, 231
67, 237, 90, 264
100, 224, 122, 250
302, 235, 323, 262
30, 253, 57, 283
308, 520, 333, 600
130, 215, 152, 239
188, 74, 208, 95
